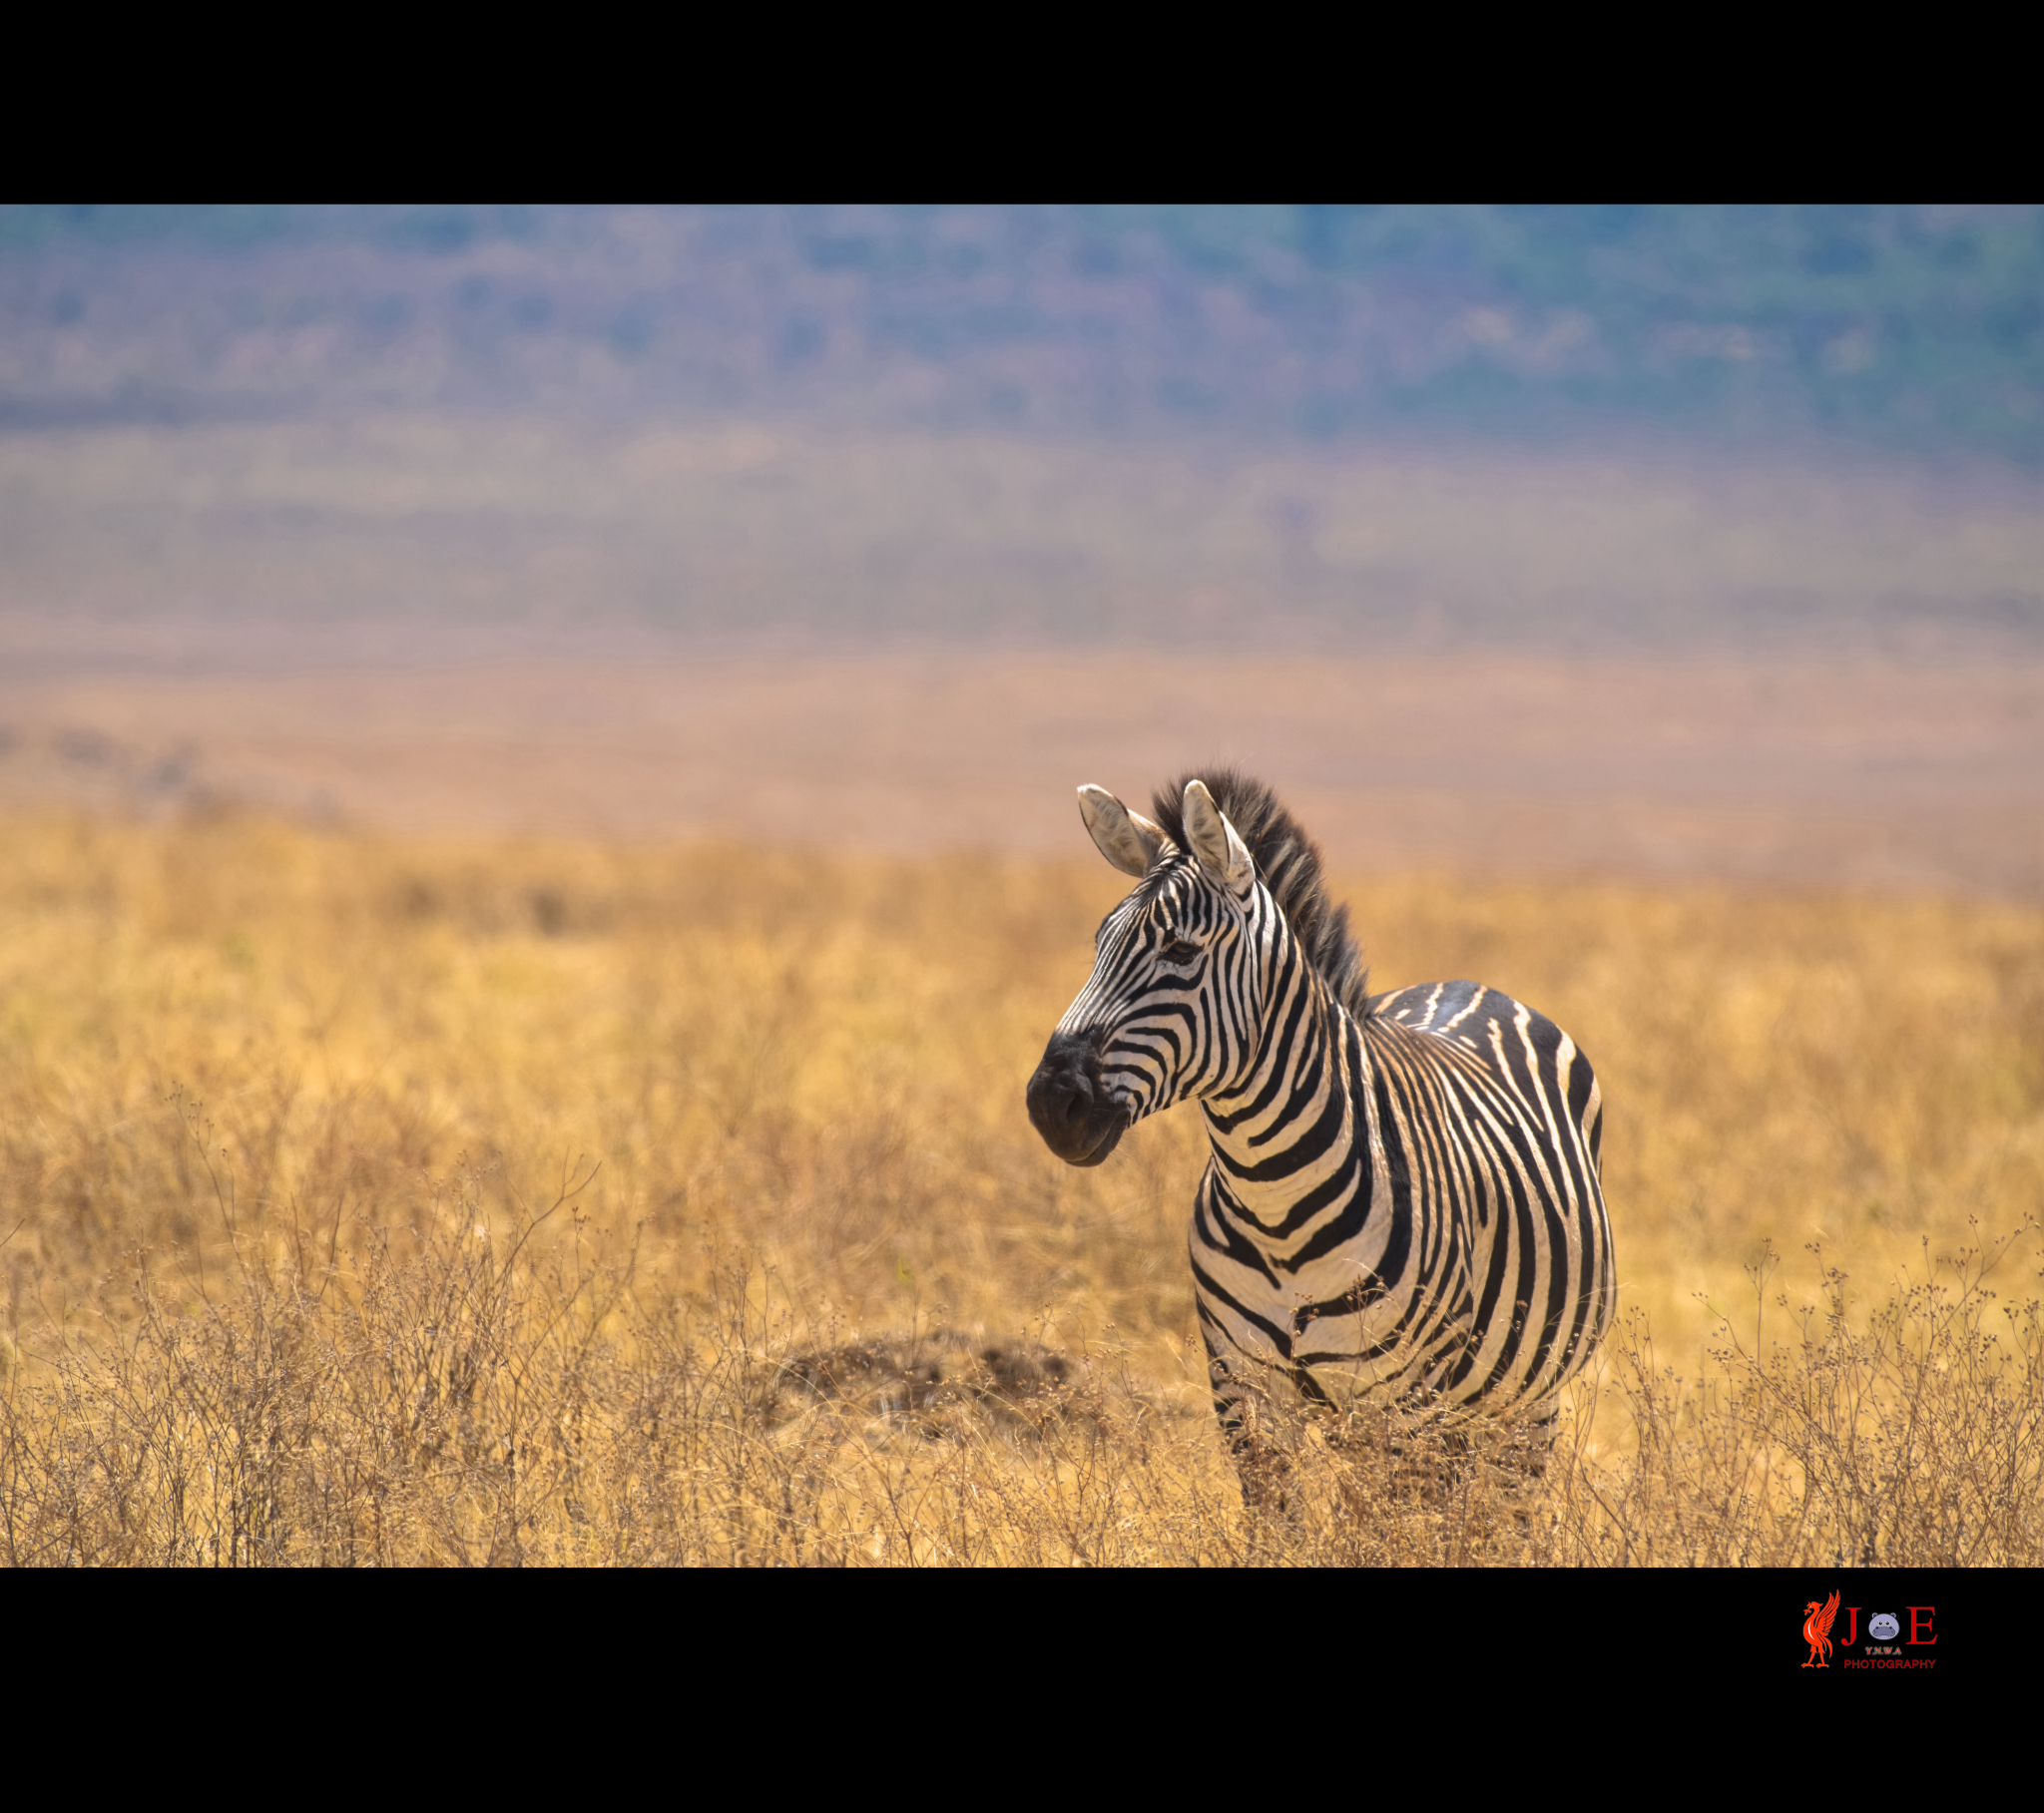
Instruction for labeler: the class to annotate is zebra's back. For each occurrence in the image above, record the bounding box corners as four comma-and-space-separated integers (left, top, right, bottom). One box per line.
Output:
1354, 979, 1612, 1418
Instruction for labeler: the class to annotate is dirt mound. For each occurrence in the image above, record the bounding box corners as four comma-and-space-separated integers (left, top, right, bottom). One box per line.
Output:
766, 1332, 1076, 1438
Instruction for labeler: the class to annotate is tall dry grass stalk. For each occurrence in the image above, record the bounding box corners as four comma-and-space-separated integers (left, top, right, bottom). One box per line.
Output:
2, 812, 2040, 1564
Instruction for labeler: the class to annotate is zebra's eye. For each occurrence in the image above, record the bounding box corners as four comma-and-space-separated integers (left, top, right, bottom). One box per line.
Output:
1159, 937, 1201, 966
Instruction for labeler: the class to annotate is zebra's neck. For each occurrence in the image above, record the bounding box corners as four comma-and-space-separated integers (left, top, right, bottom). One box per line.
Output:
1198, 937, 1368, 1236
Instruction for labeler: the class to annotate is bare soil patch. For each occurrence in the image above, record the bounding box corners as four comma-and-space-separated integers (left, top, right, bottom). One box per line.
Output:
4, 638, 2041, 895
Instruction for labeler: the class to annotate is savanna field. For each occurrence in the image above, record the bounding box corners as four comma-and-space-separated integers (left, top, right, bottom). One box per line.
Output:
2, 811, 2040, 1566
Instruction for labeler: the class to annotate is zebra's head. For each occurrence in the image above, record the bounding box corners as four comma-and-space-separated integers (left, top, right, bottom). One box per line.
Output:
1027, 778, 1271, 1166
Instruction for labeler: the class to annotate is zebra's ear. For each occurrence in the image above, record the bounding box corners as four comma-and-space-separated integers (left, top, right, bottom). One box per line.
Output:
1078, 784, 1167, 878
1182, 780, 1254, 895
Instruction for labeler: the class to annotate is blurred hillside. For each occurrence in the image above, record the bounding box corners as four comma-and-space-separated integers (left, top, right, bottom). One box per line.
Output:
5, 206, 2041, 889
3, 419, 2038, 655
5, 205, 2042, 463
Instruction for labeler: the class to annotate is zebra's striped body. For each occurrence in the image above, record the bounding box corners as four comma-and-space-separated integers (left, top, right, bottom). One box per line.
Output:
1026, 770, 1614, 1464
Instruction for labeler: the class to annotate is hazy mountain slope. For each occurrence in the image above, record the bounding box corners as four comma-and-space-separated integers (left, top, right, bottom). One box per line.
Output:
5, 205, 2040, 462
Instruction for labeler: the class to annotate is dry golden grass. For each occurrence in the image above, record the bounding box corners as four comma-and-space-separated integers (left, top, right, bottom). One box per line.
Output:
2, 811, 2039, 1565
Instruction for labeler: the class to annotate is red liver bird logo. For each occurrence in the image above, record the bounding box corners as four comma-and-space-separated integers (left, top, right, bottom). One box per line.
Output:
1802, 1590, 1841, 1667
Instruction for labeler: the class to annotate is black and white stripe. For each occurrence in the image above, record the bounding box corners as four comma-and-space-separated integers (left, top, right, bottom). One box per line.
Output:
1026, 769, 1614, 1464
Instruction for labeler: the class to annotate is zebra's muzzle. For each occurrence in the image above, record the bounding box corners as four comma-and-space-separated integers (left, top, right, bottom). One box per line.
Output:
1026, 1033, 1129, 1167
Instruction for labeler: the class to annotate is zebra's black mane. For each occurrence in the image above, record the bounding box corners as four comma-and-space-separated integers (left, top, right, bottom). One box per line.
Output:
1150, 767, 1371, 1018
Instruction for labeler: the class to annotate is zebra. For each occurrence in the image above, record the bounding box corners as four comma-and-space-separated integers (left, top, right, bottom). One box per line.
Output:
1025, 768, 1615, 1496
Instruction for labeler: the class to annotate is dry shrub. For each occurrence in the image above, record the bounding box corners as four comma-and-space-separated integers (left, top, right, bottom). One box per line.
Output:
2, 811, 2041, 1565
0, 1203, 1215, 1567
1561, 1224, 2044, 1568
9, 1200, 2034, 1566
